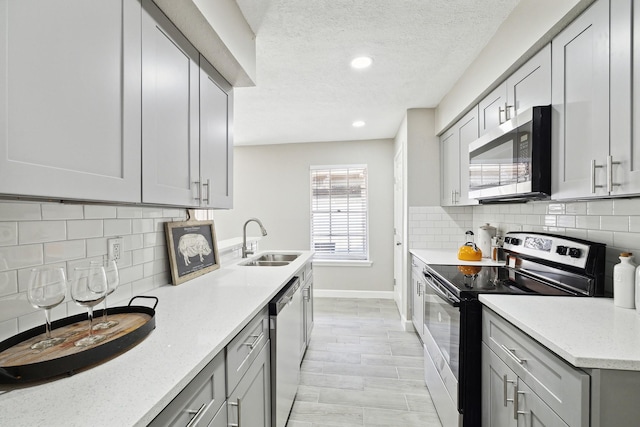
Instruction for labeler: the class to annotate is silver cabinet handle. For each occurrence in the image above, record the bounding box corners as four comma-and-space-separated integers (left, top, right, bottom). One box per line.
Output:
591, 160, 604, 193
194, 180, 202, 201
514, 387, 527, 419
202, 178, 211, 204
500, 344, 526, 364
244, 332, 264, 350
185, 403, 208, 427
503, 375, 515, 407
229, 397, 242, 427
607, 155, 621, 192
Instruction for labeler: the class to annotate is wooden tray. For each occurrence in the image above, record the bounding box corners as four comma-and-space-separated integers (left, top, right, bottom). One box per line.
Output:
0, 296, 158, 383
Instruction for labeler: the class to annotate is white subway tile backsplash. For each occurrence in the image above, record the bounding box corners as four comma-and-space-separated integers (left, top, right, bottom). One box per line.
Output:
41, 204, 83, 220
576, 215, 600, 230
600, 216, 629, 232
557, 215, 576, 228
547, 203, 566, 215
613, 199, 640, 216
0, 244, 43, 271
630, 216, 640, 232
0, 202, 41, 221
612, 232, 640, 253
117, 206, 143, 219
0, 222, 17, 246
132, 219, 154, 234
587, 200, 614, 215
0, 201, 182, 336
104, 219, 132, 236
67, 219, 103, 240
0, 271, 17, 298
84, 205, 117, 219
565, 202, 587, 215
19, 221, 66, 244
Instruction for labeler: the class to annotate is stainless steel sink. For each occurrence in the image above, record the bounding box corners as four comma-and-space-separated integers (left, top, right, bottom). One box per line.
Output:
254, 253, 299, 262
239, 253, 300, 267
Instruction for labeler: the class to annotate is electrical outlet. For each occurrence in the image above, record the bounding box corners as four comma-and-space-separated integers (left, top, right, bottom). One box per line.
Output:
108, 237, 123, 261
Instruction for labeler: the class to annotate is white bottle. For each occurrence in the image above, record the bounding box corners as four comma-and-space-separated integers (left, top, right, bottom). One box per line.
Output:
614, 252, 636, 309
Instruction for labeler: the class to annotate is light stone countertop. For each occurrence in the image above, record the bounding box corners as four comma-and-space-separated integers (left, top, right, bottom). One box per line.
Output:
480, 294, 640, 371
0, 250, 313, 427
410, 248, 505, 266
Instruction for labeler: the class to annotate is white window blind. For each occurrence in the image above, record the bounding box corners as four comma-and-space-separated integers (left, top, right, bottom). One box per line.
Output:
310, 165, 368, 260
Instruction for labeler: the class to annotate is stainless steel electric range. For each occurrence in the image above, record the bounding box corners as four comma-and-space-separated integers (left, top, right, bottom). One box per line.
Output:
420, 232, 606, 426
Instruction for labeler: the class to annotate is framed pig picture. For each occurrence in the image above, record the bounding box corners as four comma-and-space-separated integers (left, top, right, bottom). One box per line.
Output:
165, 220, 220, 285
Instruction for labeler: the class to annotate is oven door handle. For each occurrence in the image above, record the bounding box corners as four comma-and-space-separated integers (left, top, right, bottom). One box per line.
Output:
423, 273, 460, 306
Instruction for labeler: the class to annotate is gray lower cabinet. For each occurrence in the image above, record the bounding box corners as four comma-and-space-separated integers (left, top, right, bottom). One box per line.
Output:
149, 351, 226, 426
410, 256, 425, 341
227, 339, 271, 427
482, 308, 589, 427
209, 402, 228, 427
301, 263, 314, 361
482, 344, 567, 427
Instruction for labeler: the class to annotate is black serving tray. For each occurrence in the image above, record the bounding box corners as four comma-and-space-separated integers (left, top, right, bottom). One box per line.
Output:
0, 296, 158, 383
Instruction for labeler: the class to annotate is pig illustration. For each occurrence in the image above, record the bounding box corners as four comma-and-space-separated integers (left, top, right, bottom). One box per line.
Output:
178, 234, 212, 266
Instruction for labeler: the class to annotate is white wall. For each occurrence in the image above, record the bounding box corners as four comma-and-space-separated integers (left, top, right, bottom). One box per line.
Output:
212, 139, 395, 294
435, 0, 594, 134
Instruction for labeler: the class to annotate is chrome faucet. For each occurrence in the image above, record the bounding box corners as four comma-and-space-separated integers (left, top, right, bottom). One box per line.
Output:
242, 218, 268, 258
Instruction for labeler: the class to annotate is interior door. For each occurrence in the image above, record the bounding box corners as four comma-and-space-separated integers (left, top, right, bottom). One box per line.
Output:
393, 149, 404, 312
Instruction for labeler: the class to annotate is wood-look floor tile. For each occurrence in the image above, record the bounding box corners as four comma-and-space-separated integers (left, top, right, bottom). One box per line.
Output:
362, 377, 430, 395
288, 298, 442, 427
317, 387, 409, 411
288, 401, 363, 426
404, 393, 439, 414
363, 407, 442, 426
304, 349, 362, 364
360, 354, 423, 368
299, 373, 364, 390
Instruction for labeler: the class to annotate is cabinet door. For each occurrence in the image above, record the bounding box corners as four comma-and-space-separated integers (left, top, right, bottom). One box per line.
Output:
440, 127, 459, 206
228, 341, 271, 427
200, 56, 234, 208
482, 344, 517, 427
551, 0, 610, 199
457, 106, 479, 205
0, 0, 141, 202
507, 44, 551, 115
479, 84, 508, 136
610, 0, 640, 195
208, 402, 228, 427
515, 380, 569, 427
411, 267, 423, 339
142, 0, 200, 206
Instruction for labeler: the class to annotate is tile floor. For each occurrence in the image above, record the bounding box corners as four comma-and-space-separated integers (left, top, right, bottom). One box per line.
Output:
287, 298, 443, 427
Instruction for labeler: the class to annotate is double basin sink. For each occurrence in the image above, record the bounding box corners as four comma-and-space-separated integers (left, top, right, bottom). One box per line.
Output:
240, 253, 300, 267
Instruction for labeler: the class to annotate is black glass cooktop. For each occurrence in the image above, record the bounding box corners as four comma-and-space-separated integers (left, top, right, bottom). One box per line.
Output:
424, 264, 579, 299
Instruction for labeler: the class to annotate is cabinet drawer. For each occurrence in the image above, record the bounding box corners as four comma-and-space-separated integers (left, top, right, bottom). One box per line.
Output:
226, 307, 269, 395
482, 308, 589, 427
150, 351, 225, 426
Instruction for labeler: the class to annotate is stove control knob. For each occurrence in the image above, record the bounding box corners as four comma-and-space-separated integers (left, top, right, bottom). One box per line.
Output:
510, 238, 521, 245
556, 245, 568, 255
568, 247, 582, 258
504, 237, 512, 244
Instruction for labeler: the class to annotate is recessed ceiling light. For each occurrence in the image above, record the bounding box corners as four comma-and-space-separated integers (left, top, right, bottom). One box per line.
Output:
350, 56, 373, 69
352, 121, 366, 128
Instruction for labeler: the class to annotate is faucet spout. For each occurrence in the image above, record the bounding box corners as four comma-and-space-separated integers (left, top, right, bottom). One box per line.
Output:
242, 218, 268, 258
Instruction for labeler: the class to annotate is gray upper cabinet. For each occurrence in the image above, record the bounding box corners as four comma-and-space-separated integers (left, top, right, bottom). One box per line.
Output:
0, 0, 142, 202
142, 0, 200, 207
440, 106, 479, 206
479, 45, 551, 136
200, 56, 234, 209
609, 0, 640, 196
552, 0, 610, 200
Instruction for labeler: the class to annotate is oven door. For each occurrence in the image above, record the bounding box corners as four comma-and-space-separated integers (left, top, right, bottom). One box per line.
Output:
422, 271, 462, 426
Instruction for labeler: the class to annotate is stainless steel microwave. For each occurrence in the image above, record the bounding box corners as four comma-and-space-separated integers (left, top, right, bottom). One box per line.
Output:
468, 105, 551, 203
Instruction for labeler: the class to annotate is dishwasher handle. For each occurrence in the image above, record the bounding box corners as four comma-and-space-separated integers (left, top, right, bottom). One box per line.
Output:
270, 277, 301, 315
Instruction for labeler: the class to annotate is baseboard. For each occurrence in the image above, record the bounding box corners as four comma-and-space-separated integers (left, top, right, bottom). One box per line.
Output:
400, 316, 413, 332
313, 289, 395, 299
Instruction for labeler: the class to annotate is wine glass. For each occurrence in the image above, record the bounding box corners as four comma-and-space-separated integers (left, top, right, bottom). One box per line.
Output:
93, 259, 120, 330
27, 266, 67, 349
71, 264, 107, 347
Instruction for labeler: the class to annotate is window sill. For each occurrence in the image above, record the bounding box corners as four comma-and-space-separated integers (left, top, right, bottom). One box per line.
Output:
312, 259, 373, 267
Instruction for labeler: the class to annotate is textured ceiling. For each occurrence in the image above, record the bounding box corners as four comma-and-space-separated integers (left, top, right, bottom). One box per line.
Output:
234, 0, 522, 146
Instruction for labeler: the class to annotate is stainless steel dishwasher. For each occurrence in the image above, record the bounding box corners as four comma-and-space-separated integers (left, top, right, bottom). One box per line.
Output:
269, 276, 302, 427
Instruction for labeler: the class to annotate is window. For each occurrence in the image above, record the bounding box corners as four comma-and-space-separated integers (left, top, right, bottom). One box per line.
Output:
310, 165, 368, 260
